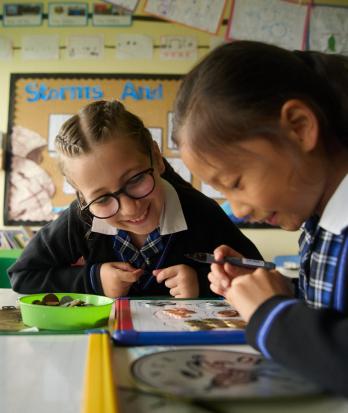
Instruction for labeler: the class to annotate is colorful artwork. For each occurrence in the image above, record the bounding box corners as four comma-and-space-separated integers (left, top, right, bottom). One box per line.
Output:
113, 299, 246, 345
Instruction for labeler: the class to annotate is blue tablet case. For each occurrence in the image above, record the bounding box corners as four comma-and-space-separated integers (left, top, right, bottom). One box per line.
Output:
112, 297, 246, 346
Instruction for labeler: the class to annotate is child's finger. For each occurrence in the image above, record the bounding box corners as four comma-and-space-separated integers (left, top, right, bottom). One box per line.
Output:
209, 282, 227, 297
164, 277, 177, 289
110, 262, 137, 272
210, 263, 231, 288
170, 287, 180, 297
153, 268, 174, 283
118, 268, 143, 283
214, 245, 241, 261
223, 262, 248, 277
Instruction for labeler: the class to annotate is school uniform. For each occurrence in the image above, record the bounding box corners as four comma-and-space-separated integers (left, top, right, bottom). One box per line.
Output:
8, 162, 262, 296
246, 174, 348, 396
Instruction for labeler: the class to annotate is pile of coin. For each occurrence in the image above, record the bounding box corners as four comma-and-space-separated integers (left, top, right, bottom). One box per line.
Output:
31, 293, 93, 307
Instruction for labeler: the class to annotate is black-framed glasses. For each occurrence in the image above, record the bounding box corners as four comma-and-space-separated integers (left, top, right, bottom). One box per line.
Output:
78, 167, 155, 219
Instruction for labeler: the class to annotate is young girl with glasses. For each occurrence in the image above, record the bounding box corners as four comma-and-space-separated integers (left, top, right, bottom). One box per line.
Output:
9, 100, 261, 299
172, 40, 348, 395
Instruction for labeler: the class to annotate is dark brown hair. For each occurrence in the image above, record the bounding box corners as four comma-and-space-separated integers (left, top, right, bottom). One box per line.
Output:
173, 40, 348, 156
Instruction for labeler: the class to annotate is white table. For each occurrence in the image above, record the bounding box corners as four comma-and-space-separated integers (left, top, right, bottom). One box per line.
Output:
1, 289, 348, 413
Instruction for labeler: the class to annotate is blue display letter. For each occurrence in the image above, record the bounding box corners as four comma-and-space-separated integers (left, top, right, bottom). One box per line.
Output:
120, 82, 139, 101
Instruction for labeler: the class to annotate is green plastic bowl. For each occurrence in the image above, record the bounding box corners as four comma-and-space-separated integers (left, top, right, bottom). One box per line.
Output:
19, 293, 114, 331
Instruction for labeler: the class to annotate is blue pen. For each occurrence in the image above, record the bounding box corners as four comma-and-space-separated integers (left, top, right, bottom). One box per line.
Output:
185, 252, 275, 270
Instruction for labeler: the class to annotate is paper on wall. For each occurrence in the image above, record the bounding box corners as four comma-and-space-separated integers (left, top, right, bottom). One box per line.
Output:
149, 128, 163, 152
144, 0, 225, 34
67, 35, 104, 59
309, 6, 348, 55
21, 35, 59, 60
160, 36, 197, 60
116, 34, 153, 59
227, 0, 309, 50
0, 36, 12, 60
48, 114, 73, 153
167, 158, 192, 183
104, 0, 139, 12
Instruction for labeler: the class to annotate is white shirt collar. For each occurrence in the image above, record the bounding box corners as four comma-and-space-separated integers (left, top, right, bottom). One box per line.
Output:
319, 174, 348, 235
90, 178, 187, 236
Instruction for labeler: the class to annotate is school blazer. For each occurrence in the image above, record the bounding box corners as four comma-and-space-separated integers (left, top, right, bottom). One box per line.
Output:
246, 231, 348, 397
8, 171, 262, 296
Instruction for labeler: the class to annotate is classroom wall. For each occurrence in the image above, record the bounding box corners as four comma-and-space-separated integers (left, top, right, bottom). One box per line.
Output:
0, 0, 346, 259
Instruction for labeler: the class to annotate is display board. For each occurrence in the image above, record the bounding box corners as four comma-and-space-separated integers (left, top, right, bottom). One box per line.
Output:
5, 73, 188, 226
5, 72, 271, 229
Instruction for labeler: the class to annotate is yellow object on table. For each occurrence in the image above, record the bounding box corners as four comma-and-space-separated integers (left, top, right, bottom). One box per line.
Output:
82, 332, 118, 413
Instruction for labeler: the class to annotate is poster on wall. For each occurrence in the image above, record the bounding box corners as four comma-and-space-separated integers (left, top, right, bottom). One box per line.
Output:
48, 2, 88, 27
3, 3, 43, 27
5, 73, 269, 229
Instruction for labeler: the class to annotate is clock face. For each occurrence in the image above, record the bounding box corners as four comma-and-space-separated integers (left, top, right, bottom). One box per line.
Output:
131, 349, 321, 400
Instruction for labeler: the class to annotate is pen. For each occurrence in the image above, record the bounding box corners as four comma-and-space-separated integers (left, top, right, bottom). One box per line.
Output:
185, 252, 276, 270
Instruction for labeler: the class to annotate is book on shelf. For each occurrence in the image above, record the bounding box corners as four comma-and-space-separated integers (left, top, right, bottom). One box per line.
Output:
0, 227, 32, 249
0, 232, 12, 249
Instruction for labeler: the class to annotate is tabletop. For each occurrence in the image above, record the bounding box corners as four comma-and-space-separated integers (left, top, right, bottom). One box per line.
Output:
1, 289, 348, 413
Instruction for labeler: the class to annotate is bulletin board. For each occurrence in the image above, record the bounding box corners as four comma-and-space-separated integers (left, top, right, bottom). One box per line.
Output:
5, 73, 186, 226
5, 72, 270, 229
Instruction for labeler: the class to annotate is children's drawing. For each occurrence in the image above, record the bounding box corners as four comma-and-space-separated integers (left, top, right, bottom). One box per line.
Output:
67, 35, 104, 59
227, 0, 309, 50
160, 36, 197, 60
144, 0, 225, 34
116, 34, 153, 59
309, 6, 348, 54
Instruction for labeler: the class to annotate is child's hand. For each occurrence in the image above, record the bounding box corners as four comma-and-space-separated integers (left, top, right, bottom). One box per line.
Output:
100, 262, 143, 298
225, 268, 295, 322
208, 244, 250, 296
153, 265, 199, 298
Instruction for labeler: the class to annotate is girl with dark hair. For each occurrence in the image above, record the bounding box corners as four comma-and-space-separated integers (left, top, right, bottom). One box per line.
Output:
173, 40, 348, 395
9, 100, 261, 299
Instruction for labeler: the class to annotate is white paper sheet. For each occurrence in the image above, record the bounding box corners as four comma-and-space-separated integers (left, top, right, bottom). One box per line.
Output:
227, 0, 309, 50
116, 34, 153, 59
167, 158, 192, 183
0, 36, 12, 60
21, 35, 59, 60
149, 127, 163, 151
309, 6, 348, 55
67, 35, 104, 59
48, 114, 73, 153
104, 0, 139, 12
160, 36, 197, 60
145, 0, 225, 34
